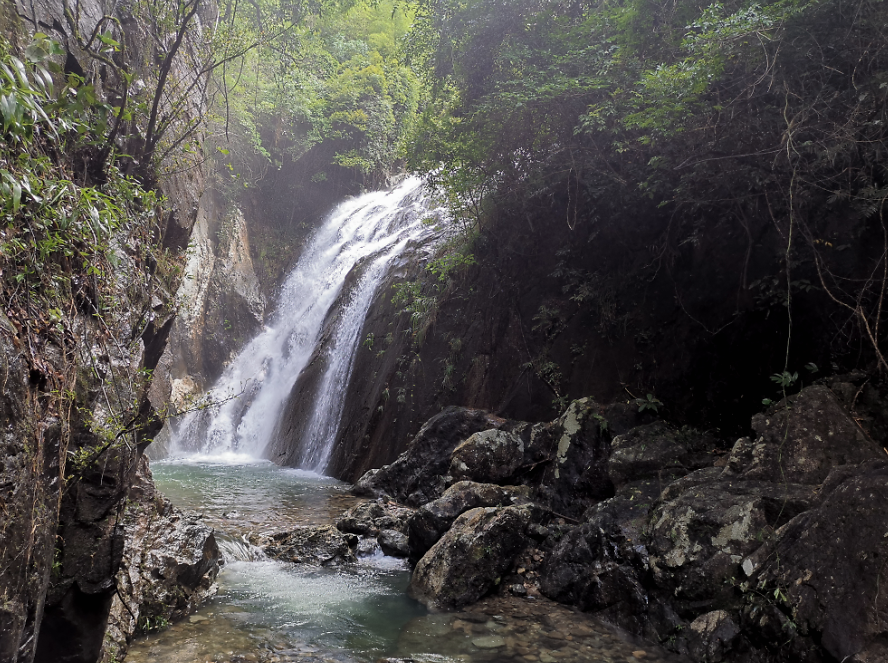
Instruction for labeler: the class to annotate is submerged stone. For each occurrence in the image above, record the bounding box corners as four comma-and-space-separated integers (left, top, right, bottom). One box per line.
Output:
472, 635, 506, 648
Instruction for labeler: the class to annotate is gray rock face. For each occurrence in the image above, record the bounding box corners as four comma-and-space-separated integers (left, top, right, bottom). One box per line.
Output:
533, 398, 614, 519
336, 501, 386, 534
407, 482, 530, 560
377, 529, 410, 557
357, 397, 617, 521
686, 610, 741, 662
255, 525, 358, 566
101, 457, 222, 663
729, 385, 881, 484
540, 488, 654, 627
744, 459, 888, 662
354, 407, 510, 505
647, 475, 815, 611
335, 499, 414, 536
608, 422, 714, 489
409, 506, 531, 611
449, 430, 525, 483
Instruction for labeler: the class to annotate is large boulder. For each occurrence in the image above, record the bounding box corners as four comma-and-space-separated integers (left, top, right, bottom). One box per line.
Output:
647, 472, 815, 614
686, 610, 743, 663
608, 422, 715, 489
449, 429, 525, 482
407, 482, 531, 560
101, 456, 222, 663
254, 525, 358, 566
335, 499, 414, 536
409, 506, 531, 611
534, 398, 615, 519
353, 407, 509, 505
727, 385, 881, 485
377, 529, 410, 557
742, 459, 888, 662
540, 488, 654, 627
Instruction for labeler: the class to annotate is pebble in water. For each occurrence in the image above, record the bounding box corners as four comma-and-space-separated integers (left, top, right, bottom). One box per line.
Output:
392, 595, 689, 663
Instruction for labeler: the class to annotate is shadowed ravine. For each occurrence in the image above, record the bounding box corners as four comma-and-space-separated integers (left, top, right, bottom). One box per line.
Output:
135, 183, 685, 663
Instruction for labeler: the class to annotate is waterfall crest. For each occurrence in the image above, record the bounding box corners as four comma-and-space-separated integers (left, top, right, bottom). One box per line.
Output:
168, 177, 442, 471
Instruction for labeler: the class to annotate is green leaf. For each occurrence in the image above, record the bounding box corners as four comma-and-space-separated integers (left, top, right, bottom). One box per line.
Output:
11, 180, 21, 212
99, 33, 121, 47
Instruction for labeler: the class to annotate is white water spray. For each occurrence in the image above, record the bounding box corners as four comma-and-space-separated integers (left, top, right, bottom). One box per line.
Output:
169, 177, 442, 470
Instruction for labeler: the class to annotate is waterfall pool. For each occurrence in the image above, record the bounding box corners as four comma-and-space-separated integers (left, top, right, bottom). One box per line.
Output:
126, 459, 687, 663
126, 458, 423, 663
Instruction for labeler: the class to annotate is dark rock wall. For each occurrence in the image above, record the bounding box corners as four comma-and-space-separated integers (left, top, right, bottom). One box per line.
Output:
316, 178, 874, 482
0, 2, 213, 661
100, 457, 221, 663
0, 332, 63, 663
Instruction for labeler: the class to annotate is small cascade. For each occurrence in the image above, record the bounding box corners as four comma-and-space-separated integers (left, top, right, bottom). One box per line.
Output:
217, 534, 268, 562
169, 177, 443, 471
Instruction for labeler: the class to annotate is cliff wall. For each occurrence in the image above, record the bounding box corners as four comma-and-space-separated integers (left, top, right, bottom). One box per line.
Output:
0, 0, 218, 659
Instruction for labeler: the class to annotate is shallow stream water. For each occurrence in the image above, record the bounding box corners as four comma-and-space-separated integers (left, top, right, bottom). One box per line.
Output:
126, 458, 686, 663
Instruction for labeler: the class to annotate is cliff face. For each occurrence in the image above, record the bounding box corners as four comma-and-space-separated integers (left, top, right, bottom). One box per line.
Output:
149, 135, 369, 459
0, 0, 216, 660
320, 185, 886, 482
148, 192, 267, 461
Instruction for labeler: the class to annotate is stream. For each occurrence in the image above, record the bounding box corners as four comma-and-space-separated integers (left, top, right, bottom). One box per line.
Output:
125, 457, 686, 663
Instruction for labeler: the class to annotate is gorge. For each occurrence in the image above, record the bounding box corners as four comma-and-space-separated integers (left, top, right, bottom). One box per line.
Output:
1, 0, 888, 661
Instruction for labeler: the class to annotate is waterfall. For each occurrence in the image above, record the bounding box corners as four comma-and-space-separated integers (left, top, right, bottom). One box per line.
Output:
169, 177, 442, 471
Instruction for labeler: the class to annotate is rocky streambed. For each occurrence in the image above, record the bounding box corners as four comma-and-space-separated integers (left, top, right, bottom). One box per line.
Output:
119, 377, 888, 663
121, 458, 684, 663
347, 380, 888, 663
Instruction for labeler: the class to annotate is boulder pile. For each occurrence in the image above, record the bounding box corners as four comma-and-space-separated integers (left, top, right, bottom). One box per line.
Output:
352, 384, 888, 663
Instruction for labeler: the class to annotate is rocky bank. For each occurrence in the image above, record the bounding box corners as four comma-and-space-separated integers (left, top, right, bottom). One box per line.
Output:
0, 1, 223, 660
350, 382, 888, 663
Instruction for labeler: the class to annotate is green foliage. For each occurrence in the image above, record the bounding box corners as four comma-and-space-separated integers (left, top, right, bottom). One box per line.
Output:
0, 36, 168, 318
770, 371, 798, 389
635, 394, 663, 413
211, 0, 420, 187
403, 0, 888, 377
136, 614, 171, 634
392, 279, 437, 346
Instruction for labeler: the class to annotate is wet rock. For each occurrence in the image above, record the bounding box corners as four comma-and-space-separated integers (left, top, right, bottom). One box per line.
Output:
686, 610, 741, 662
335, 501, 385, 534
510, 583, 528, 596
727, 385, 881, 485
354, 407, 510, 506
608, 423, 715, 489
472, 635, 506, 648
377, 529, 410, 557
409, 506, 531, 611
407, 482, 531, 559
743, 459, 888, 662
648, 473, 815, 612
255, 525, 358, 566
449, 429, 525, 483
533, 398, 614, 519
103, 456, 222, 663
540, 489, 654, 626
334, 498, 414, 537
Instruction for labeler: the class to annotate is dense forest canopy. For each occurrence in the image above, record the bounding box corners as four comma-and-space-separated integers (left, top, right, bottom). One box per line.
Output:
3, 0, 887, 423
172, 0, 888, 417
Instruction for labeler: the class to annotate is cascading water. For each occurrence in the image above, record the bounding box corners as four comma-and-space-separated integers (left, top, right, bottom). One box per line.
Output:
168, 177, 443, 471
134, 179, 684, 663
